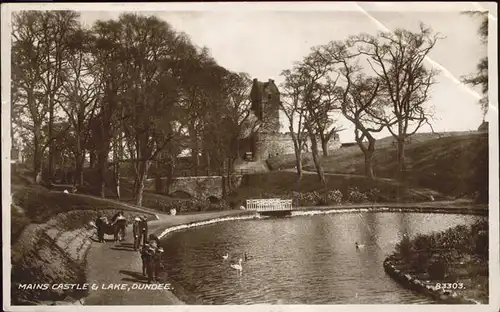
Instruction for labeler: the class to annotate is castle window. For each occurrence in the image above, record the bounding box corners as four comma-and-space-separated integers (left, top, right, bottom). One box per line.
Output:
268, 94, 272, 100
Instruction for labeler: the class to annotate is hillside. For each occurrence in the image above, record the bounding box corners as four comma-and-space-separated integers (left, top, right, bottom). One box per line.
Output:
268, 131, 488, 202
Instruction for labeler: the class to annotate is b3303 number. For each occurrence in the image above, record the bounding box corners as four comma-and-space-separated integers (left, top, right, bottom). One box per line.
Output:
435, 282, 465, 290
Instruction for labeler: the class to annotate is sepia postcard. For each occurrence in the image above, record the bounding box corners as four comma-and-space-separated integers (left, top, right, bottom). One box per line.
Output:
1, 2, 498, 312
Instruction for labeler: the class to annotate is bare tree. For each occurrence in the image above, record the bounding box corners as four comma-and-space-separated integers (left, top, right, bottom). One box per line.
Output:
280, 69, 310, 179
293, 50, 337, 186
351, 24, 442, 179
337, 71, 386, 179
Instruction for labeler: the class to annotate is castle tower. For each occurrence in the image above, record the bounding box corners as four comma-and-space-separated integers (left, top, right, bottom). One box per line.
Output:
250, 78, 281, 133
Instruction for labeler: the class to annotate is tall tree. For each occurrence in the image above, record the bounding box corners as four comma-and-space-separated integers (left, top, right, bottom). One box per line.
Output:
40, 11, 81, 183
115, 14, 185, 206
351, 24, 442, 179
90, 18, 125, 198
58, 28, 101, 187
293, 49, 337, 186
280, 69, 309, 179
11, 11, 78, 182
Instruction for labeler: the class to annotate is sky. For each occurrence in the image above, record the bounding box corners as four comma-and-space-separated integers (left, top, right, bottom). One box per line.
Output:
73, 2, 497, 142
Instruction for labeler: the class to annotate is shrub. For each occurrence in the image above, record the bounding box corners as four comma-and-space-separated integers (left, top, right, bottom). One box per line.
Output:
323, 189, 343, 205
427, 254, 448, 280
347, 187, 369, 203
395, 235, 413, 260
413, 234, 437, 252
366, 188, 381, 202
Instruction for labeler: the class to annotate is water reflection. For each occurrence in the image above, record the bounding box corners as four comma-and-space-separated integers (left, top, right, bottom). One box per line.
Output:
161, 212, 484, 304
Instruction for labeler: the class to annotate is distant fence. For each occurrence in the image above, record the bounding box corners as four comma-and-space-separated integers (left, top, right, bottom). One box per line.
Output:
246, 198, 293, 212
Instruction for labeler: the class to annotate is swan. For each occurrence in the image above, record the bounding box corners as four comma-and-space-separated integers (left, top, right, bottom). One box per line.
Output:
222, 253, 229, 260
355, 242, 365, 249
63, 190, 69, 194
230, 259, 243, 272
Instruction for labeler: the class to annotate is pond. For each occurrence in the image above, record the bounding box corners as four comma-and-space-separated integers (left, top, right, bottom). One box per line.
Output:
160, 212, 485, 304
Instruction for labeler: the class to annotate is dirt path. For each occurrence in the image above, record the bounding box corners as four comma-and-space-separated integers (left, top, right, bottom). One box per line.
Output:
83, 210, 254, 305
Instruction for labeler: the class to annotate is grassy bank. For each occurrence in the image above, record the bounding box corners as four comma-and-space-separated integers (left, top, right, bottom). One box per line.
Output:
267, 132, 488, 202
386, 220, 488, 303
227, 170, 445, 208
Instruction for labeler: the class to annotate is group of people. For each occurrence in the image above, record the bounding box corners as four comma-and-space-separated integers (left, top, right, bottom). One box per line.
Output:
95, 211, 165, 283
95, 210, 128, 243
140, 233, 165, 283
131, 215, 165, 283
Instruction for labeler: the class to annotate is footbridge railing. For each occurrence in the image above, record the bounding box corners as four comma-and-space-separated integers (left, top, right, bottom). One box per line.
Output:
246, 198, 293, 212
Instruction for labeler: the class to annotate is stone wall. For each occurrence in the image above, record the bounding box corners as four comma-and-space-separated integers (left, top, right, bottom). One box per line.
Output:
253, 132, 341, 160
145, 175, 244, 200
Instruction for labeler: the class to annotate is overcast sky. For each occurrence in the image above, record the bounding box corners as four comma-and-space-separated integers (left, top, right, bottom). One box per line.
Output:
69, 3, 496, 141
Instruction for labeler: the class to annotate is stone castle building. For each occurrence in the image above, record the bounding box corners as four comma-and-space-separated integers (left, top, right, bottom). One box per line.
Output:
239, 78, 341, 161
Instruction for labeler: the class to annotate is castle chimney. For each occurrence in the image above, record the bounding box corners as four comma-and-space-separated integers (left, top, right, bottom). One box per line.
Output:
269, 79, 274, 84
253, 78, 258, 83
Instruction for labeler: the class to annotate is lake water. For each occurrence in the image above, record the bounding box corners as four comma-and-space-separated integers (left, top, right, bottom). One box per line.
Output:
160, 212, 484, 304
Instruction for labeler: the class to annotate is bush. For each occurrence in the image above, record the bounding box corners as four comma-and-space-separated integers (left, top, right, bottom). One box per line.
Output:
395, 235, 413, 260
413, 234, 437, 252
347, 187, 369, 203
323, 189, 343, 205
427, 255, 448, 280
366, 188, 382, 202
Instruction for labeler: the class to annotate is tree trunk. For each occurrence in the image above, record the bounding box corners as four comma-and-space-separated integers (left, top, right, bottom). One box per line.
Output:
115, 161, 121, 200
321, 136, 329, 157
98, 149, 108, 198
113, 141, 121, 200
155, 159, 162, 193
166, 159, 174, 195
89, 151, 96, 169
291, 137, 303, 179
60, 153, 65, 183
48, 107, 54, 185
364, 149, 375, 179
309, 134, 326, 186
33, 131, 42, 182
74, 154, 84, 187
135, 160, 151, 207
75, 136, 84, 186
396, 138, 406, 180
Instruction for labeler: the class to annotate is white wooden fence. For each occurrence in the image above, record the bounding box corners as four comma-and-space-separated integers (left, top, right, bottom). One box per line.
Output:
246, 198, 293, 212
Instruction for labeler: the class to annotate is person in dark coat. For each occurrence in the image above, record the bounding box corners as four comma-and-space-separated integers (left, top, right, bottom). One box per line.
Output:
95, 213, 106, 243
153, 245, 164, 282
140, 241, 156, 283
138, 215, 149, 248
133, 217, 141, 251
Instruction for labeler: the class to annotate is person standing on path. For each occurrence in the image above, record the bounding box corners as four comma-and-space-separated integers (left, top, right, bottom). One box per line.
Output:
138, 215, 149, 248
132, 217, 141, 251
95, 213, 106, 243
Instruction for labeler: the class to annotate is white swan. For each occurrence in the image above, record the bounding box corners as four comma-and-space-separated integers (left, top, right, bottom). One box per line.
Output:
222, 253, 229, 260
230, 259, 243, 272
